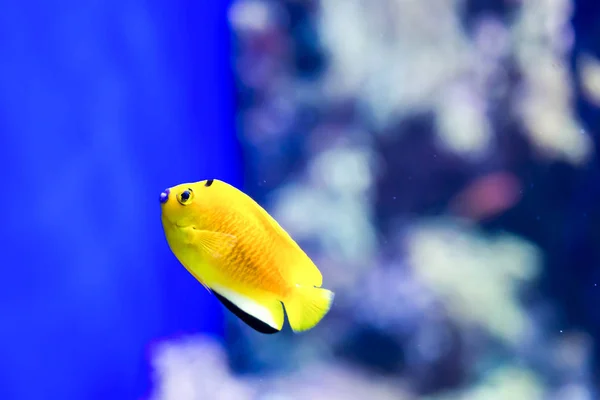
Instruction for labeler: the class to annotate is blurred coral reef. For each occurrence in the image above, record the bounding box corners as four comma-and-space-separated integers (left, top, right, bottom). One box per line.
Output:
150, 0, 599, 398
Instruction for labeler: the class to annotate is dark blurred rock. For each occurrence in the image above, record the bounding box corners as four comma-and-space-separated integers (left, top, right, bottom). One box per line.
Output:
333, 326, 406, 376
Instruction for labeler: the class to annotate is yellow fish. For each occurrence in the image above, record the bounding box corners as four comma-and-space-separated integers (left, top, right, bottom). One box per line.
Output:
159, 179, 334, 334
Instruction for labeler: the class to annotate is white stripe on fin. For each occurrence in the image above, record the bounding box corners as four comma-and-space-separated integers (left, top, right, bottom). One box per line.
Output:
210, 284, 283, 332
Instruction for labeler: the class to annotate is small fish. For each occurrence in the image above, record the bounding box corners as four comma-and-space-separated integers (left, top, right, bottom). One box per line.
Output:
159, 179, 334, 334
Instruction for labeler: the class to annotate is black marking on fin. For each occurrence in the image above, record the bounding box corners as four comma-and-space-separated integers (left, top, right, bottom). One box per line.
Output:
205, 179, 214, 187
212, 291, 279, 334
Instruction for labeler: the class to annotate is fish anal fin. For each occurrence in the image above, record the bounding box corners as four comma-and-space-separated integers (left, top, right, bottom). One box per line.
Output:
211, 285, 284, 334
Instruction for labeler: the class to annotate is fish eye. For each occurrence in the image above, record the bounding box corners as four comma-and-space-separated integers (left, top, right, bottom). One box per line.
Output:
177, 188, 194, 205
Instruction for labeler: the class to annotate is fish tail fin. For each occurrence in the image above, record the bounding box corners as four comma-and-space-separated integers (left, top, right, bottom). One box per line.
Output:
284, 285, 334, 333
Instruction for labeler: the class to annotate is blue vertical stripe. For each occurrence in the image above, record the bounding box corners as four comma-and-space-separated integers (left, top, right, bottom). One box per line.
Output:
0, 0, 237, 399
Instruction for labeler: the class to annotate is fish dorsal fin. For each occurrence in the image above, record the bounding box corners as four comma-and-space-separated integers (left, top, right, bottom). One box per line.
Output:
188, 229, 237, 261
283, 252, 323, 288
248, 198, 323, 287
211, 284, 284, 334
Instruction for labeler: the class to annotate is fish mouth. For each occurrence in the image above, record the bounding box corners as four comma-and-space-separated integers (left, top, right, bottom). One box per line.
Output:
159, 189, 170, 204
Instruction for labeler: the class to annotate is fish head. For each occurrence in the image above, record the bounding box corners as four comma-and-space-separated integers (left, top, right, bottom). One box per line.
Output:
159, 179, 223, 231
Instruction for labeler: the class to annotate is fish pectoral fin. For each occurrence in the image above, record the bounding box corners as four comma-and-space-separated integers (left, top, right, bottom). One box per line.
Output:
211, 285, 284, 334
187, 229, 237, 260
